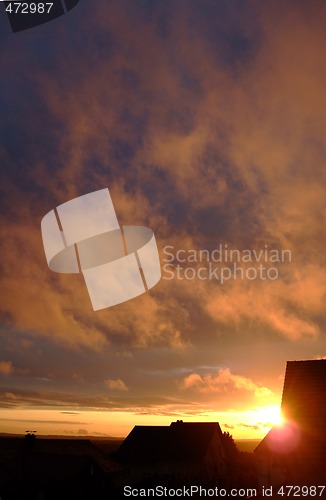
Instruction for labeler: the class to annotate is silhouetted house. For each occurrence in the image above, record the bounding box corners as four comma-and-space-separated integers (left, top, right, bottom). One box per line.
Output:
115, 420, 227, 485
0, 435, 122, 499
255, 359, 326, 487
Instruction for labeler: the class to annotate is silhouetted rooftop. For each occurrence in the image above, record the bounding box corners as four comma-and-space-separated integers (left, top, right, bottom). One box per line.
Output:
255, 360, 326, 483
281, 359, 326, 434
116, 421, 225, 464
0, 437, 122, 484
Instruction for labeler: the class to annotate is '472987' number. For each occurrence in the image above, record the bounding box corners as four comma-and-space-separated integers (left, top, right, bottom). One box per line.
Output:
278, 485, 325, 497
5, 3, 54, 14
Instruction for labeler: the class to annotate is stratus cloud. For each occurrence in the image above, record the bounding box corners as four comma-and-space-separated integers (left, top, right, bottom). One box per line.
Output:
181, 368, 272, 399
105, 378, 129, 392
0, 388, 190, 412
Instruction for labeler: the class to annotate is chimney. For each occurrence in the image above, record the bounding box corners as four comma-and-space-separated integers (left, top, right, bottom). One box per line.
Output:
25, 430, 37, 446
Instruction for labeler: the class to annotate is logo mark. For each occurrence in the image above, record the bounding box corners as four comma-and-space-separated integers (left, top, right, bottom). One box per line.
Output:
41, 188, 161, 310
3, 0, 80, 33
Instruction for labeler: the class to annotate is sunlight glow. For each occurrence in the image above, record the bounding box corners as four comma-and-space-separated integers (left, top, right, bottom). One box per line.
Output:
0, 405, 285, 440
255, 405, 283, 427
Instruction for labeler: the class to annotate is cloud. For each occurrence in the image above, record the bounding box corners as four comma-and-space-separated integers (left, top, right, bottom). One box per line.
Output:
1, 0, 325, 353
0, 387, 193, 413
239, 423, 261, 431
181, 368, 273, 400
204, 264, 325, 341
0, 417, 89, 426
0, 361, 14, 375
105, 378, 129, 392
0, 0, 325, 435
77, 428, 88, 435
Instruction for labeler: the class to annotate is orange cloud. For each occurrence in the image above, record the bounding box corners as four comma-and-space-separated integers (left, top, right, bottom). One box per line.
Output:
1, 0, 325, 419
181, 368, 273, 399
0, 361, 14, 375
205, 274, 322, 342
105, 378, 129, 392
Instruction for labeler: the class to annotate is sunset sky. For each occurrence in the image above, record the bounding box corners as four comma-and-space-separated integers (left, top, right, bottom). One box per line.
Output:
0, 0, 325, 440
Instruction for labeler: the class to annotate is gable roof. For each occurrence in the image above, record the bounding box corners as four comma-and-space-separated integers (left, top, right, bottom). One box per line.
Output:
281, 359, 326, 434
255, 359, 326, 456
116, 421, 224, 464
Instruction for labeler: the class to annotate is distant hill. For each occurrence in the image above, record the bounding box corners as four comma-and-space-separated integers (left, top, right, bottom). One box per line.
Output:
0, 433, 260, 454
235, 439, 260, 453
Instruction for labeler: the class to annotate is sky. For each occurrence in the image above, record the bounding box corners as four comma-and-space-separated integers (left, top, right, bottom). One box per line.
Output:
0, 0, 325, 440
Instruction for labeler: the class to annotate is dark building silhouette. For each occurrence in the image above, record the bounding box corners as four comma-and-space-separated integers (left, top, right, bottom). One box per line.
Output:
255, 359, 326, 487
115, 420, 228, 486
0, 436, 122, 499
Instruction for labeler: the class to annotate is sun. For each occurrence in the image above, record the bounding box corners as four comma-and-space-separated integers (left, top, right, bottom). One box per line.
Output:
256, 405, 283, 427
